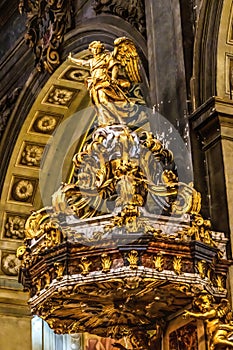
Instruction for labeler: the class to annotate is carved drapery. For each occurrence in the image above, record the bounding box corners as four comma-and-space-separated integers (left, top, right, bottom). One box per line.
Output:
19, 0, 74, 73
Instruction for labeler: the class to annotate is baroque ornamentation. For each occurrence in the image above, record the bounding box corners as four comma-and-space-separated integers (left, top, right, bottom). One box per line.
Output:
20, 143, 44, 167
79, 257, 92, 275
187, 214, 216, 247
1, 252, 21, 276
101, 253, 112, 272
4, 215, 26, 240
11, 179, 35, 202
19, 0, 74, 73
196, 260, 206, 279
183, 293, 233, 350
92, 0, 146, 37
32, 114, 59, 134
153, 253, 164, 272
127, 250, 138, 269
0, 87, 22, 140
17, 37, 230, 347
61, 67, 90, 82
45, 87, 76, 106
68, 37, 142, 127
173, 256, 182, 275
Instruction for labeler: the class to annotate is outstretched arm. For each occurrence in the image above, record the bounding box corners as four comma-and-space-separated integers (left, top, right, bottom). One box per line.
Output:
183, 309, 216, 320
68, 53, 90, 66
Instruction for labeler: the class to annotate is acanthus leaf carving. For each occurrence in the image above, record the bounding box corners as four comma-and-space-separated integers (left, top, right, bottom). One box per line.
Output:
19, 0, 74, 73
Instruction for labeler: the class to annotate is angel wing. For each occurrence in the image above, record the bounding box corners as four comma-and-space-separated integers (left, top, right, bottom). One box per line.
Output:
113, 37, 141, 83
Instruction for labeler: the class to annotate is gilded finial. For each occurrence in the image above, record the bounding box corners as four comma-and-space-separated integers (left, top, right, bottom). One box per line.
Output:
127, 250, 139, 269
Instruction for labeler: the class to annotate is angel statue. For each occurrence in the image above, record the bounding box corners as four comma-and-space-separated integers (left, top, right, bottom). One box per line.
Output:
183, 292, 233, 350
68, 37, 141, 126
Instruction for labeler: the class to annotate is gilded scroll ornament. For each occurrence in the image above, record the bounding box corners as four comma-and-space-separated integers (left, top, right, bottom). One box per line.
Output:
54, 262, 65, 280
79, 257, 92, 275
188, 214, 215, 246
35, 279, 42, 295
19, 0, 74, 73
44, 271, 51, 289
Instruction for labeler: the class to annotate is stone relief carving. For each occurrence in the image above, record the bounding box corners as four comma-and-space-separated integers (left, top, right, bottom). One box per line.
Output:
1, 252, 21, 276
4, 215, 26, 240
19, 0, 74, 73
11, 177, 37, 203
31, 113, 62, 134
0, 87, 22, 141
44, 86, 77, 107
92, 0, 146, 37
20, 143, 45, 167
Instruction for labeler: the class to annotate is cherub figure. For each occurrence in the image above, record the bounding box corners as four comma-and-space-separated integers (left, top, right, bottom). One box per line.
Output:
68, 37, 141, 126
183, 292, 233, 349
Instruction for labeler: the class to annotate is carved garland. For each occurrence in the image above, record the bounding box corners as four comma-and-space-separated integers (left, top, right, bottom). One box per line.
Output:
19, 0, 74, 73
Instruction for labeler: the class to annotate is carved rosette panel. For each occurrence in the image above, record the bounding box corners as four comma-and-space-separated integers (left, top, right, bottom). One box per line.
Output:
19, 142, 45, 167
4, 213, 27, 240
19, 0, 74, 73
30, 111, 63, 135
1, 251, 21, 276
60, 67, 90, 83
92, 0, 146, 37
10, 177, 37, 204
43, 86, 78, 108
169, 321, 198, 350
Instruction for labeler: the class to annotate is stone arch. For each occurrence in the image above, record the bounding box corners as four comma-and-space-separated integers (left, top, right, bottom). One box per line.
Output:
191, 0, 224, 109
217, 0, 233, 98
